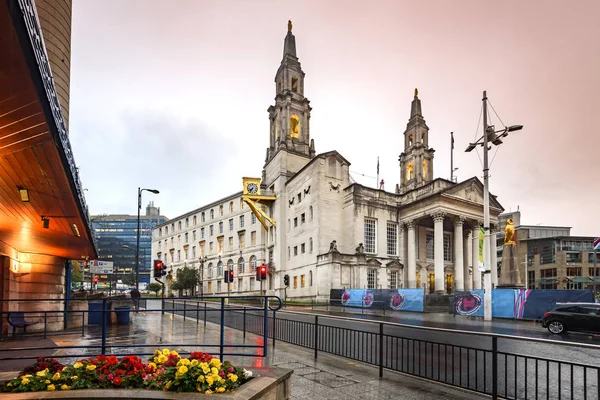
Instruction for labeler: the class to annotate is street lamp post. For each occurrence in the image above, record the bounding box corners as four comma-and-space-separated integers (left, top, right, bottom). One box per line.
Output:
199, 256, 207, 297
466, 90, 522, 321
135, 187, 159, 290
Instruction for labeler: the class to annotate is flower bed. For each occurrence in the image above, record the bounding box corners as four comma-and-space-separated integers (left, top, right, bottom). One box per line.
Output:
0, 349, 252, 395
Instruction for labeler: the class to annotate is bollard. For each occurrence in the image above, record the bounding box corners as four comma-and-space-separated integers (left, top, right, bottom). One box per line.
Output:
272, 310, 276, 348
101, 299, 107, 355
379, 323, 384, 377
183, 301, 187, 322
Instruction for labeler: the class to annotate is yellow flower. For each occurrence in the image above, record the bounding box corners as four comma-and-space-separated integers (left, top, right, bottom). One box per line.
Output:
20, 378, 30, 385
36, 369, 48, 376
45, 380, 51, 384
157, 354, 168, 364
206, 376, 214, 386
86, 365, 96, 371
170, 350, 179, 356
73, 362, 83, 369
205, 389, 213, 394
216, 387, 226, 393
229, 374, 238, 383
211, 367, 218, 375
148, 362, 157, 370
210, 358, 221, 368
191, 359, 199, 366
72, 376, 78, 380
52, 373, 61, 381
47, 384, 56, 391
177, 366, 188, 375
6, 382, 12, 387
154, 349, 161, 356
197, 375, 205, 383
60, 384, 71, 390
202, 366, 211, 375
197, 384, 203, 392
165, 381, 172, 390
22, 374, 32, 378
162, 348, 170, 355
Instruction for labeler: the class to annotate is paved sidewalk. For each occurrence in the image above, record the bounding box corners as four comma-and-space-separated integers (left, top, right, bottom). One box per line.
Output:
0, 308, 487, 399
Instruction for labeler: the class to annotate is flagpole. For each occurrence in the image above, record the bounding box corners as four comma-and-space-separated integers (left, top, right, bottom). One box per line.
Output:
376, 157, 380, 189
450, 132, 454, 181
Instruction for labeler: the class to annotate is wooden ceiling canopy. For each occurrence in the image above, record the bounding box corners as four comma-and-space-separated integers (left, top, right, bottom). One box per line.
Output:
0, 1, 96, 260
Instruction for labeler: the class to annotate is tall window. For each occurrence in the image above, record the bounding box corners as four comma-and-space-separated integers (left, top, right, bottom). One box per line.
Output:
364, 218, 377, 253
217, 261, 223, 276
229, 201, 234, 213
251, 214, 256, 225
208, 263, 214, 278
201, 212, 205, 223
227, 259, 234, 273
240, 215, 245, 228
193, 215, 197, 225
185, 217, 189, 228
387, 222, 398, 256
229, 219, 233, 231
201, 227, 205, 239
293, 276, 298, 289
250, 256, 257, 271
219, 205, 224, 216
217, 237, 223, 253
237, 258, 245, 274
389, 270, 398, 289
228, 237, 233, 250
443, 232, 452, 262
209, 225, 214, 236
192, 230, 196, 241
367, 269, 377, 289
210, 209, 214, 219
309, 271, 313, 286
177, 250, 181, 262
239, 232, 245, 248
301, 274, 306, 288
426, 231, 434, 260
219, 221, 223, 234
310, 206, 313, 220
192, 246, 196, 258
251, 231, 256, 246
185, 233, 188, 243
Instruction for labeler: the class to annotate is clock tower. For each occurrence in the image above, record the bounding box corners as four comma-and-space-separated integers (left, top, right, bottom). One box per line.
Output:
398, 89, 435, 194
265, 20, 315, 168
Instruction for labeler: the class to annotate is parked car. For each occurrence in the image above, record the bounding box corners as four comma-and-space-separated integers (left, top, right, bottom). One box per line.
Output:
542, 303, 600, 334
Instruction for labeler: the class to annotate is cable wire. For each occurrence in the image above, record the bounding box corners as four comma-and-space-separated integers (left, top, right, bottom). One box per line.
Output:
487, 100, 506, 128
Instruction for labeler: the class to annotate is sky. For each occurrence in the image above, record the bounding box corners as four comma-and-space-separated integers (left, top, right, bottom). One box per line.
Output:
69, 0, 599, 236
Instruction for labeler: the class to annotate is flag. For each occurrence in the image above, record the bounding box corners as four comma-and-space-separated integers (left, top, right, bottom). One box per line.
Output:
478, 227, 485, 272
377, 157, 380, 175
594, 237, 600, 251
451, 132, 454, 150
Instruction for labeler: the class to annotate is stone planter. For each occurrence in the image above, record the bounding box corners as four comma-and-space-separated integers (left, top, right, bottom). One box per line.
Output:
1, 368, 292, 400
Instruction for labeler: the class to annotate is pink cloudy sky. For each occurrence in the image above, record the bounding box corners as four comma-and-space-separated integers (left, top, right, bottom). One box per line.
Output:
69, 0, 599, 235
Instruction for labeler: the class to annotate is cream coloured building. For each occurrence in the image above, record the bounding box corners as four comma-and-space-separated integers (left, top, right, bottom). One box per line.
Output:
151, 22, 504, 301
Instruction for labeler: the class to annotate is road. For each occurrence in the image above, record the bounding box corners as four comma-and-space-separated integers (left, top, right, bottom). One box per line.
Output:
155, 299, 600, 399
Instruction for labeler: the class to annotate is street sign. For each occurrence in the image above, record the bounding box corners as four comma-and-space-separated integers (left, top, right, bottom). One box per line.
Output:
90, 260, 114, 274
594, 237, 600, 251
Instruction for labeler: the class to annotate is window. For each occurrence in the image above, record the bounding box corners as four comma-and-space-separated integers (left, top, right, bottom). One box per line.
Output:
301, 213, 306, 224
251, 231, 256, 246
239, 232, 245, 248
219, 205, 224, 216
309, 238, 313, 253
540, 268, 557, 278
294, 246, 298, 256
192, 230, 196, 241
177, 250, 181, 262
238, 258, 245, 274
389, 270, 398, 289
229, 201, 234, 213
159, 228, 162, 236
217, 281, 221, 293
309, 271, 313, 286
443, 232, 452, 262
364, 218, 377, 253
367, 269, 377, 289
208, 263, 214, 278
219, 221, 223, 234
184, 248, 188, 260
201, 227, 205, 239
217, 237, 223, 253
297, 193, 302, 203
301, 274, 305, 288
567, 267, 582, 276
185, 233, 188, 243
527, 271, 535, 289
193, 215, 197, 225
387, 222, 398, 256
566, 252, 581, 263
251, 214, 256, 225
209, 242, 214, 255
165, 226, 169, 235
293, 276, 298, 288
210, 209, 214, 220
227, 259, 234, 273
228, 237, 233, 250
589, 267, 600, 277
240, 198, 245, 209
240, 215, 245, 228
406, 162, 414, 180
217, 261, 223, 276
192, 246, 196, 258
294, 217, 298, 227
200, 242, 205, 257
301, 243, 305, 254
287, 247, 290, 260
210, 225, 214, 236
185, 218, 189, 228
250, 256, 257, 271
590, 253, 600, 263
310, 206, 313, 221
426, 230, 434, 260
290, 115, 300, 138
178, 221, 182, 230
229, 219, 234, 231
291, 76, 298, 92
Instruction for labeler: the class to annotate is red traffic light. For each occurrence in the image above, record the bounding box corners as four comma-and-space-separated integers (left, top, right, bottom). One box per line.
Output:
260, 266, 266, 272
93, 276, 99, 284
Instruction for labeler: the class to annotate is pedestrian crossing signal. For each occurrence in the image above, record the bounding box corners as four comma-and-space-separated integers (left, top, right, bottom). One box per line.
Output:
224, 270, 234, 283
284, 274, 290, 286
154, 260, 166, 278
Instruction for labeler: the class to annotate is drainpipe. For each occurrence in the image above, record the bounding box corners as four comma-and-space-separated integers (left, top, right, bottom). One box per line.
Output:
64, 260, 72, 329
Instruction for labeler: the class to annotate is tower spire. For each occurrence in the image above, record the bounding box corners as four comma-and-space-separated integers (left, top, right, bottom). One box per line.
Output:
410, 88, 422, 119
283, 20, 297, 58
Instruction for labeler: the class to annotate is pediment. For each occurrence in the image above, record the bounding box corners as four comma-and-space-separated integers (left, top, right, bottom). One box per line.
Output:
442, 178, 503, 211
366, 258, 382, 267
386, 260, 403, 269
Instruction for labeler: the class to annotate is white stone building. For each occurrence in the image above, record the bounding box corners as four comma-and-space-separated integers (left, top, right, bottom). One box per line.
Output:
151, 22, 504, 301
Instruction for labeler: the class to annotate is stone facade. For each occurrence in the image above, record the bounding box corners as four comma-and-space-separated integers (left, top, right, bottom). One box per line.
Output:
151, 23, 504, 301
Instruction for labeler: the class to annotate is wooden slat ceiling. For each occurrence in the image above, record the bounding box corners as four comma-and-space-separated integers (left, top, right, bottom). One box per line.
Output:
0, 2, 94, 260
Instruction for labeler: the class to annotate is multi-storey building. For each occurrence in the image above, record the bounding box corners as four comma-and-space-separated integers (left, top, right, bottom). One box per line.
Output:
93, 202, 167, 285
152, 21, 505, 300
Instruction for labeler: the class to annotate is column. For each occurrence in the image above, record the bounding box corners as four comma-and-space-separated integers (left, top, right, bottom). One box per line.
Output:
453, 217, 465, 291
472, 225, 482, 290
432, 211, 446, 293
399, 223, 407, 287
407, 221, 417, 289
463, 227, 472, 291
490, 225, 499, 288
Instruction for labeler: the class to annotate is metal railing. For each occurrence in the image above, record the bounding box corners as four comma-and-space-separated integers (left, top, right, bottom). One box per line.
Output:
165, 298, 600, 400
0, 296, 282, 363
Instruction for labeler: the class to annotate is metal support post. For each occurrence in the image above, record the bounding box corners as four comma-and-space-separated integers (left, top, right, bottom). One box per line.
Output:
314, 315, 319, 359
219, 297, 225, 360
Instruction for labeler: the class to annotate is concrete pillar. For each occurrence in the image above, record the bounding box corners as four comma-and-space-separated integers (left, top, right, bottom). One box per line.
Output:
399, 223, 407, 287
453, 217, 465, 291
491, 225, 499, 288
407, 221, 417, 288
472, 226, 482, 289
432, 212, 446, 293
463, 228, 472, 291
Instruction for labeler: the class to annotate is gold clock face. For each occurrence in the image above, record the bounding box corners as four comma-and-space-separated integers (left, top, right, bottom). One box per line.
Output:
247, 183, 258, 194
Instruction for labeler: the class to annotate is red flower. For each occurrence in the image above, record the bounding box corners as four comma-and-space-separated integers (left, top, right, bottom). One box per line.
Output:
113, 376, 122, 386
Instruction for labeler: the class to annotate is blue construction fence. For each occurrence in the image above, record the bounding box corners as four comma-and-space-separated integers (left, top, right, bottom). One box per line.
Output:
329, 288, 594, 320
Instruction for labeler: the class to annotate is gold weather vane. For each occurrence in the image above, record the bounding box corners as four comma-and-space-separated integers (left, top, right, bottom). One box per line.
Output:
288, 20, 292, 32
414, 88, 419, 97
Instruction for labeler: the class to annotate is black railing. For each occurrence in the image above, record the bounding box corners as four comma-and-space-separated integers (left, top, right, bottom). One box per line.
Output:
166, 299, 600, 400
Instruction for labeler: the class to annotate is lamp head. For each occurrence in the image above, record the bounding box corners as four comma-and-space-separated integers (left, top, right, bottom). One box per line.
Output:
507, 125, 523, 132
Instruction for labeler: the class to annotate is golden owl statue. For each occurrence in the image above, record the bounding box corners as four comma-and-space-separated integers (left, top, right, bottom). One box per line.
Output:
504, 218, 516, 245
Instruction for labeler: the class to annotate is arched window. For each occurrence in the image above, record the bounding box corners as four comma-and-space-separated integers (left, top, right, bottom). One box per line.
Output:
217, 261, 223, 276
408, 134, 413, 147
249, 255, 257, 271
421, 131, 426, 142
219, 205, 224, 216
406, 163, 414, 181
210, 209, 214, 220
309, 206, 313, 221
309, 271, 313, 286
290, 115, 300, 138
423, 160, 428, 180
165, 226, 168, 234
227, 259, 234, 273
193, 215, 197, 225
229, 201, 234, 213
201, 212, 205, 223
208, 263, 214, 278
309, 237, 313, 254
237, 257, 245, 274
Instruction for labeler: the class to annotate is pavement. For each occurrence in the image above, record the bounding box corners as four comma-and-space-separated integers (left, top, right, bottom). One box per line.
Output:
0, 306, 487, 399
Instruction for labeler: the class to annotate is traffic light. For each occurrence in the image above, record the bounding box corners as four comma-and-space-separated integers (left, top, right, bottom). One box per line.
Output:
93, 276, 99, 285
257, 264, 267, 281
154, 260, 165, 278
224, 269, 234, 283
284, 274, 290, 287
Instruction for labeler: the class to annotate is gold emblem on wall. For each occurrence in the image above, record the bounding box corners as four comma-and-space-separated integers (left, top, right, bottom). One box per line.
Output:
290, 115, 300, 138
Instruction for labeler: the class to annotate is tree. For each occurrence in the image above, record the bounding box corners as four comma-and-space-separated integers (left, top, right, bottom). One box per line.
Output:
121, 273, 137, 287
171, 266, 198, 296
147, 282, 163, 296
70, 260, 84, 287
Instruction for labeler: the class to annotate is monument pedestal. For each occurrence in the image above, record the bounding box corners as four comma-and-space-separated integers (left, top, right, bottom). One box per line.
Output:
497, 243, 525, 289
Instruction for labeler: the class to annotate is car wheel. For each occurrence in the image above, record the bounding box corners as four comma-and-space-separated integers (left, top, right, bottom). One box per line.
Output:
547, 320, 566, 334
